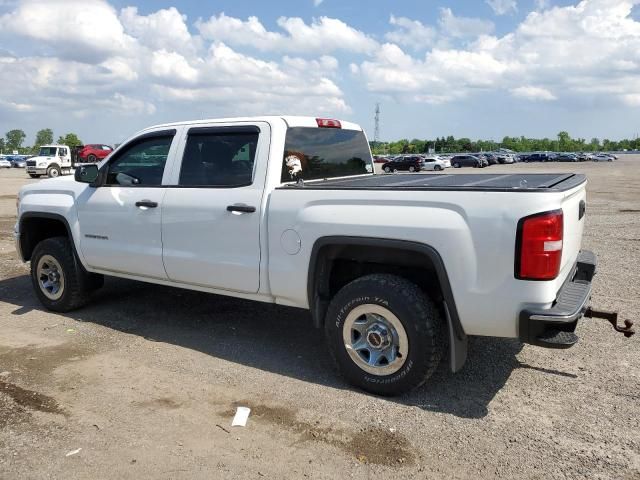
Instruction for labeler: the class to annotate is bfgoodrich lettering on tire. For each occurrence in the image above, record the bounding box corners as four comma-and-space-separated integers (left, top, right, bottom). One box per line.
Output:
324, 273, 444, 396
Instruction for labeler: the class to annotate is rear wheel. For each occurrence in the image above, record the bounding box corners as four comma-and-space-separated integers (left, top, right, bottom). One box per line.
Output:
87, 154, 97, 162
409, 166, 415, 172
434, 165, 442, 171
324, 274, 444, 396
453, 162, 460, 168
30, 237, 94, 312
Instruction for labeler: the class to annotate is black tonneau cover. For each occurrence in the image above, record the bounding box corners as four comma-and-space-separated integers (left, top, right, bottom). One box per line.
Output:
279, 173, 586, 192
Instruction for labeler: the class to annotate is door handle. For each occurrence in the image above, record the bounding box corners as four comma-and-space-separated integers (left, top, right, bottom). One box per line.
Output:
135, 200, 158, 208
226, 204, 256, 213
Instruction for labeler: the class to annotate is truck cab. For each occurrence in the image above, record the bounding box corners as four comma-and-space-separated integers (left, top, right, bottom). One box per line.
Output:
26, 144, 72, 178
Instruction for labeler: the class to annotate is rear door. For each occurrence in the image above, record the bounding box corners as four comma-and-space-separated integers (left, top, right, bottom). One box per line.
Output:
161, 122, 270, 293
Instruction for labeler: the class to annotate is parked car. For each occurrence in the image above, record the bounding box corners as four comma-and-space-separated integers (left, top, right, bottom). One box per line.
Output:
592, 154, 614, 162
556, 153, 578, 162
480, 153, 499, 165
577, 153, 592, 161
420, 157, 446, 171
0, 158, 11, 168
78, 144, 113, 162
382, 156, 424, 173
15, 115, 630, 396
372, 155, 389, 164
10, 156, 27, 168
524, 152, 555, 162
496, 153, 515, 164
451, 155, 483, 168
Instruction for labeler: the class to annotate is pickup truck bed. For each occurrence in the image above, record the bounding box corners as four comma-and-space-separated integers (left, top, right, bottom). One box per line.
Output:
283, 173, 586, 192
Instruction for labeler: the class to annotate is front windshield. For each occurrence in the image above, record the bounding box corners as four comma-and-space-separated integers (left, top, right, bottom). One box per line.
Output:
39, 147, 58, 156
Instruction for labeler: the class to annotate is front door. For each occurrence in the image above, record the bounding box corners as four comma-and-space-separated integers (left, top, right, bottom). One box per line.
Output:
161, 124, 268, 293
76, 130, 178, 279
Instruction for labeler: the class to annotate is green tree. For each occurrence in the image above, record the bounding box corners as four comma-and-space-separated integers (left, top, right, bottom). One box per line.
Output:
34, 128, 54, 149
557, 131, 571, 151
5, 129, 26, 152
0, 138, 5, 154
56, 133, 83, 148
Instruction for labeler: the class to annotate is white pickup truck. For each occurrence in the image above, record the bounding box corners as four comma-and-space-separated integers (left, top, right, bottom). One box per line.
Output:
14, 116, 633, 395
25, 144, 72, 178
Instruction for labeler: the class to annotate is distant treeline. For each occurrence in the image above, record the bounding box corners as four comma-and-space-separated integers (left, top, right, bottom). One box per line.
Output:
1, 128, 82, 155
370, 131, 640, 155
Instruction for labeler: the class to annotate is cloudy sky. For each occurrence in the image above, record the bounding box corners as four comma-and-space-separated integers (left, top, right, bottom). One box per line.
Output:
1, 0, 639, 145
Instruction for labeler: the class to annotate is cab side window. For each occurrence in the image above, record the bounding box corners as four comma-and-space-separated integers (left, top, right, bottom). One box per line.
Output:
179, 129, 258, 187
106, 135, 173, 186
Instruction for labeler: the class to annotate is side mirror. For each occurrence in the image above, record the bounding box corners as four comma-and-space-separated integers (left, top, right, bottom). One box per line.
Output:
75, 164, 99, 184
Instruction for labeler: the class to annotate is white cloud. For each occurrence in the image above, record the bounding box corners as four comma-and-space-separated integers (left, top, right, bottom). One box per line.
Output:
0, 0, 133, 62
313, 0, 323, 6
486, 0, 518, 15
359, 0, 640, 108
120, 6, 196, 55
196, 13, 378, 54
438, 7, 495, 38
0, 3, 352, 123
385, 15, 436, 50
535, 0, 550, 10
510, 86, 557, 101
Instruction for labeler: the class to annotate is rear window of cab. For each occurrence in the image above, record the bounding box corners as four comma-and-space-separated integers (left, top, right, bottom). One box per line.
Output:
281, 127, 373, 183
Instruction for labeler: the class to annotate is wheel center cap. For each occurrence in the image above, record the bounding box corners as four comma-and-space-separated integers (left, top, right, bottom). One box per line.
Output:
366, 324, 391, 350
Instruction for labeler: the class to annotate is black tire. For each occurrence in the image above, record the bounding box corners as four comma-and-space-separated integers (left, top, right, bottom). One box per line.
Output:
28, 174, 41, 178
383, 167, 391, 173
87, 154, 97, 162
409, 166, 415, 172
324, 274, 444, 396
453, 162, 460, 168
434, 165, 442, 171
30, 237, 92, 312
47, 165, 61, 178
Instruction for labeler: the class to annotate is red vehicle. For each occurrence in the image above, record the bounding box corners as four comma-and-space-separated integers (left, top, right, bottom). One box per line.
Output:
78, 144, 113, 162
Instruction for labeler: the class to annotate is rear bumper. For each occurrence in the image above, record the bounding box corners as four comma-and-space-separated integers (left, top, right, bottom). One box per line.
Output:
519, 250, 596, 347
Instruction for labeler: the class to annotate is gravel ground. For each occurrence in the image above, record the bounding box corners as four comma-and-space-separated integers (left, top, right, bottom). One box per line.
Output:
0, 159, 638, 479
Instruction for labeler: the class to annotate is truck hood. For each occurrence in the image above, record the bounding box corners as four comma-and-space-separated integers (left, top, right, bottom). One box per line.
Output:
20, 172, 79, 195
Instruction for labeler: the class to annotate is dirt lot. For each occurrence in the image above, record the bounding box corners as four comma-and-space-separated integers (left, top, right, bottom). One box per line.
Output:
0, 159, 638, 479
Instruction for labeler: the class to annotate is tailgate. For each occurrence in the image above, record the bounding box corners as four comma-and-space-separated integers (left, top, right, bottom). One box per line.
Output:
560, 183, 587, 273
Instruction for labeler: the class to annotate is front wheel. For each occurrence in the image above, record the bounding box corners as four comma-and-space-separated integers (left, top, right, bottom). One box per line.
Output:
434, 165, 442, 171
453, 162, 460, 168
30, 237, 93, 312
409, 166, 415, 172
87, 154, 97, 162
383, 167, 391, 173
324, 274, 444, 396
47, 165, 61, 178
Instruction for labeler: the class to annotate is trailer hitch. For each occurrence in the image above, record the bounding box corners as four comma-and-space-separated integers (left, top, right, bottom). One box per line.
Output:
584, 307, 635, 338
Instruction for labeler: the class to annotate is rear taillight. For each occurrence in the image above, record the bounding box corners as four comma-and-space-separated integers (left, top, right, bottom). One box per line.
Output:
516, 210, 563, 280
316, 118, 341, 128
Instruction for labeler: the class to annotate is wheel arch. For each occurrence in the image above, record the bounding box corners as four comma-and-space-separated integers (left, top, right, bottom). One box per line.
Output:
18, 212, 78, 262
307, 236, 467, 372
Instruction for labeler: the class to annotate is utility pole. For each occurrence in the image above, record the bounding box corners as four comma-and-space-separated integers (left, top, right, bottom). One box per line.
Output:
374, 103, 380, 144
